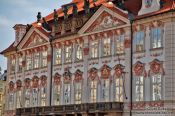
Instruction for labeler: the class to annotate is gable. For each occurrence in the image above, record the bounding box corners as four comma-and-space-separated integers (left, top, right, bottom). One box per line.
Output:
17, 26, 49, 50
22, 32, 48, 49
79, 5, 129, 35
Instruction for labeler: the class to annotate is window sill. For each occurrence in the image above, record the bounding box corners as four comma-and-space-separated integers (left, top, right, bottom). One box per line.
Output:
114, 53, 125, 56
88, 57, 99, 60
53, 64, 62, 66
74, 60, 83, 63
150, 47, 163, 51
133, 50, 146, 54
64, 62, 72, 65
101, 55, 112, 59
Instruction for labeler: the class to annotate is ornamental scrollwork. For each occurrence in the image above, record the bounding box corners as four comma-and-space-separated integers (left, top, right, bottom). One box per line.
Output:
113, 64, 125, 77
54, 73, 61, 85
100, 64, 111, 79
74, 69, 83, 83
133, 61, 147, 77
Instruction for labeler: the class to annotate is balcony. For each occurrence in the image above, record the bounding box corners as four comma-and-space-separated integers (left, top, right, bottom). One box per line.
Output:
16, 102, 123, 115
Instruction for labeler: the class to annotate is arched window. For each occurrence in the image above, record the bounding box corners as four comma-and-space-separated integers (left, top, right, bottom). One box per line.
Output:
63, 70, 72, 104
24, 78, 31, 107
149, 59, 164, 101
53, 73, 61, 105
32, 76, 39, 107
8, 81, 15, 110
16, 80, 22, 108
133, 61, 146, 101
113, 64, 124, 102
89, 68, 98, 103
100, 65, 111, 102
40, 75, 47, 106
74, 70, 83, 104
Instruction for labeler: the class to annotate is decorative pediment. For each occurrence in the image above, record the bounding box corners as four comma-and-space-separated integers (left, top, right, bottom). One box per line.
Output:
17, 26, 49, 50
74, 69, 83, 83
54, 73, 61, 85
113, 64, 125, 77
24, 78, 31, 88
149, 59, 164, 75
79, 5, 129, 34
16, 80, 22, 90
133, 61, 146, 77
100, 64, 111, 79
22, 32, 47, 49
88, 67, 98, 81
32, 76, 39, 88
63, 70, 72, 84
40, 75, 47, 87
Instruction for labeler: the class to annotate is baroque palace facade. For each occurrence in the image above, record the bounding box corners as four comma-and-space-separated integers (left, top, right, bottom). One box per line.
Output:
1, 0, 175, 116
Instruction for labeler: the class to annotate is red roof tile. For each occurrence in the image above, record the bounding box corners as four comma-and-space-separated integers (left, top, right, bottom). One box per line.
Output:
0, 42, 16, 54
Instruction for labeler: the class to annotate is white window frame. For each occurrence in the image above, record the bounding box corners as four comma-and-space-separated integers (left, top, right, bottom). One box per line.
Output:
33, 53, 40, 69
115, 35, 125, 54
115, 77, 123, 102
90, 80, 97, 103
24, 88, 30, 107
134, 31, 145, 52
55, 48, 62, 65
151, 74, 162, 101
41, 51, 47, 67
40, 87, 47, 106
75, 43, 83, 61
64, 83, 71, 104
18, 57, 23, 72
102, 38, 111, 56
65, 46, 72, 63
134, 76, 144, 101
90, 41, 98, 58
74, 82, 82, 104
53, 85, 61, 105
151, 27, 163, 49
26, 55, 32, 70
101, 79, 110, 102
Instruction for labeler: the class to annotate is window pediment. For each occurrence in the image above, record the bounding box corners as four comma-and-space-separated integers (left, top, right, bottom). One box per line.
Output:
100, 64, 111, 79
149, 59, 164, 75
113, 64, 125, 77
133, 61, 146, 77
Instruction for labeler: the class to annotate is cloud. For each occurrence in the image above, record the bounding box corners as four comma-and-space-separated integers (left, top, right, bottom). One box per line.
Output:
0, 15, 14, 27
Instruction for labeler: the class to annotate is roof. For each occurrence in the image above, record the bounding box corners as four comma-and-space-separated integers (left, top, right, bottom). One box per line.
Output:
0, 42, 16, 54
1, 0, 174, 55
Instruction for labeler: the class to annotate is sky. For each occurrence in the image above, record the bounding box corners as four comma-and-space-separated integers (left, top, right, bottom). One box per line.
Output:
0, 0, 71, 72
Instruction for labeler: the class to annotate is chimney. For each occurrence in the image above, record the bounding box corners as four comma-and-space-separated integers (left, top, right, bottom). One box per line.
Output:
13, 24, 27, 45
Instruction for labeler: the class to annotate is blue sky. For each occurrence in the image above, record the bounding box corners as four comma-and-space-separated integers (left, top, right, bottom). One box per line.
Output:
0, 0, 71, 72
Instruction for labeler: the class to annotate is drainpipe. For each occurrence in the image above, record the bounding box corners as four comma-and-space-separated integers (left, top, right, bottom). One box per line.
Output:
49, 35, 53, 106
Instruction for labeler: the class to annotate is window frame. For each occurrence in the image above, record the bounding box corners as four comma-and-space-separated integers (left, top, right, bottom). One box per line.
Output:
41, 51, 47, 67
115, 34, 125, 55
102, 37, 111, 57
74, 82, 82, 104
134, 76, 144, 102
55, 48, 62, 65
33, 52, 40, 69
75, 43, 83, 61
90, 40, 99, 59
133, 31, 145, 52
150, 27, 163, 49
65, 45, 72, 63
115, 77, 124, 102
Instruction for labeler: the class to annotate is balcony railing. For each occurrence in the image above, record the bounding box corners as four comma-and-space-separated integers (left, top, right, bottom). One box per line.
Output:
16, 102, 123, 115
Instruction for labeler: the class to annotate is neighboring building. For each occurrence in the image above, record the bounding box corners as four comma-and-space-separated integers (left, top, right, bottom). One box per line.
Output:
0, 70, 7, 116
1, 0, 175, 116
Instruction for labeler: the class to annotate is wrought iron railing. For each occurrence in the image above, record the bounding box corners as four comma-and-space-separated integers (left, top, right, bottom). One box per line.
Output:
16, 102, 123, 115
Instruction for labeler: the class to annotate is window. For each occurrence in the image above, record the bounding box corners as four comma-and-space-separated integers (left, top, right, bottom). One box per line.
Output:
135, 76, 144, 101
134, 31, 144, 52
76, 44, 83, 61
102, 79, 110, 102
103, 38, 111, 56
53, 85, 61, 105
90, 81, 97, 103
41, 51, 47, 67
26, 55, 32, 70
151, 28, 162, 49
152, 74, 162, 101
16, 90, 22, 108
91, 41, 98, 58
40, 87, 46, 106
65, 46, 72, 63
18, 57, 23, 72
64, 84, 71, 104
115, 77, 123, 102
74, 82, 82, 104
24, 89, 30, 107
34, 53, 40, 68
55, 48, 62, 65
10, 59, 16, 72
32, 88, 39, 107
9, 93, 14, 110
116, 35, 125, 54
